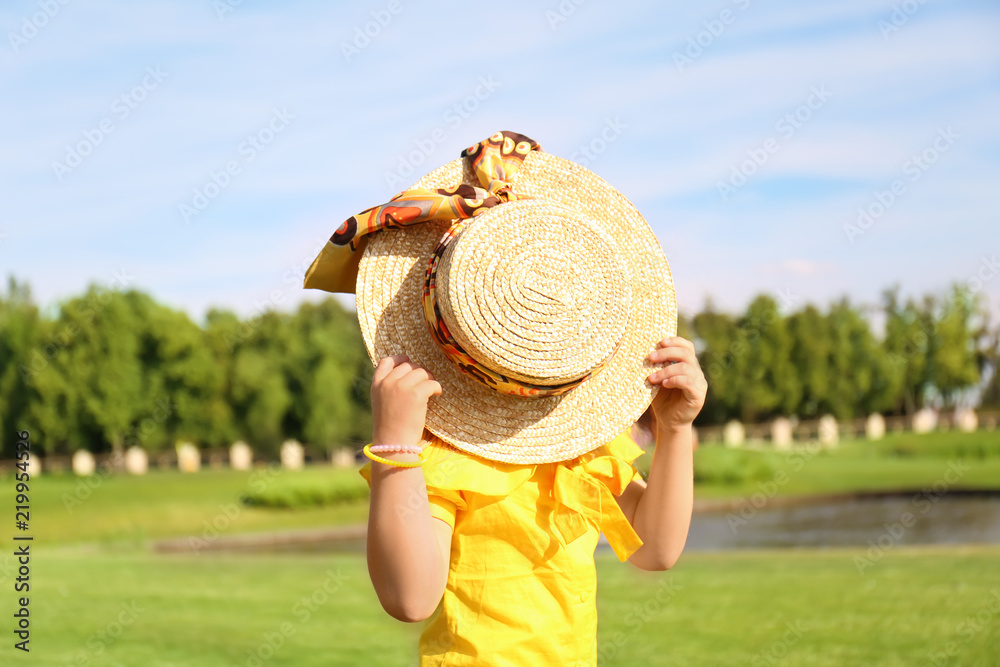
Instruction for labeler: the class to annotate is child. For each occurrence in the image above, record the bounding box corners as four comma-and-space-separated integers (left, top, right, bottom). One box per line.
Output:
305, 131, 707, 666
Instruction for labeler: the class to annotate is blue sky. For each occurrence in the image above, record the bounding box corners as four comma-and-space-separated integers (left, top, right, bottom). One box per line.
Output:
1, 0, 998, 327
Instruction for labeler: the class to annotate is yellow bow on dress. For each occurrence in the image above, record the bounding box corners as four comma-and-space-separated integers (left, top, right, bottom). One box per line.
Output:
551, 448, 644, 563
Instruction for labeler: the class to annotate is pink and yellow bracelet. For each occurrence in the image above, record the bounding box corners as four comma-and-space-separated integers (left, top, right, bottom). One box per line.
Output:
363, 443, 428, 468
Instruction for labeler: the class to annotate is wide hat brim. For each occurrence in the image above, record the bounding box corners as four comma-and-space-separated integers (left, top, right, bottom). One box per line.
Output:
356, 149, 677, 464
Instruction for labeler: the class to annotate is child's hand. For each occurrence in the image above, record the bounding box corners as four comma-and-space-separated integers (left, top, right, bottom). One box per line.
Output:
371, 354, 443, 447
645, 336, 707, 432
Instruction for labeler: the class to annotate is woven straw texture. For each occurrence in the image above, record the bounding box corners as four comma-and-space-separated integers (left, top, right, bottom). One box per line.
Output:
356, 150, 677, 464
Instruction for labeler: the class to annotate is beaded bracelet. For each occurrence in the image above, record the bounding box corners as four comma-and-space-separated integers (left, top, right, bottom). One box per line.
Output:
363, 443, 428, 468
368, 444, 423, 455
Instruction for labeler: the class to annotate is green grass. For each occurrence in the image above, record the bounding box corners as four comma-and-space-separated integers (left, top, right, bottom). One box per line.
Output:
3, 431, 999, 550
1, 431, 998, 665
638, 430, 1000, 499
2, 545, 998, 666
855, 429, 1000, 460
0, 466, 370, 549
241, 467, 371, 508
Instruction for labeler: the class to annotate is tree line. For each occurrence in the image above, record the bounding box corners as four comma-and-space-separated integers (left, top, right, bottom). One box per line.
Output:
1, 277, 997, 458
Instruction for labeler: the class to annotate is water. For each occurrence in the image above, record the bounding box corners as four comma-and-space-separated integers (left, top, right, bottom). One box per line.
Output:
179, 492, 1000, 554
677, 492, 1000, 551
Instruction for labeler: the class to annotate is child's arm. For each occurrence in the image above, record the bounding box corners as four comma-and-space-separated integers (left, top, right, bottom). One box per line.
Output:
615, 336, 706, 571
615, 425, 695, 571
365, 354, 452, 623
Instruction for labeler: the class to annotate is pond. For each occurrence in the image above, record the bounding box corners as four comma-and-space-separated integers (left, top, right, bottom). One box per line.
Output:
666, 491, 1000, 552
183, 491, 1000, 555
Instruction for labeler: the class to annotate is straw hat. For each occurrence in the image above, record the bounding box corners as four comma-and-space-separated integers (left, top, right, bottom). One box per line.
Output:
305, 131, 676, 464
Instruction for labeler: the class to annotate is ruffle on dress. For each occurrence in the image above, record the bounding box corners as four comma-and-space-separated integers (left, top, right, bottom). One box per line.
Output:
359, 430, 647, 562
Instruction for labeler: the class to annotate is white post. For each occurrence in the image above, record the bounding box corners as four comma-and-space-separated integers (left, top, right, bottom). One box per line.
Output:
912, 408, 937, 434
865, 413, 886, 441
280, 439, 305, 470
818, 415, 839, 448
176, 441, 201, 473
72, 450, 96, 476
230, 441, 253, 471
955, 408, 978, 433
331, 447, 355, 468
124, 446, 148, 475
770, 417, 793, 450
723, 420, 745, 448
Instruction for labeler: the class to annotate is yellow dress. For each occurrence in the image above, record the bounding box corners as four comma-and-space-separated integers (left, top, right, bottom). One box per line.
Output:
359, 430, 646, 667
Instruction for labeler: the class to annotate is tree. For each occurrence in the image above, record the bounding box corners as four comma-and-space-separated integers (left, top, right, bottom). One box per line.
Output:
692, 298, 742, 424
881, 287, 933, 414
824, 297, 885, 420
135, 297, 230, 449
787, 304, 831, 418
288, 298, 373, 453
0, 278, 45, 455
228, 311, 294, 458
927, 283, 980, 407
732, 295, 799, 422
49, 287, 146, 457
975, 311, 1000, 410
3, 276, 993, 448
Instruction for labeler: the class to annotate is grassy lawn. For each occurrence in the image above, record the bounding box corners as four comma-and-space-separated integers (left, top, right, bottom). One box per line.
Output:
0, 430, 997, 665
1, 545, 997, 666
0, 466, 370, 548
2, 431, 998, 549
689, 454, 1000, 499
655, 430, 1000, 499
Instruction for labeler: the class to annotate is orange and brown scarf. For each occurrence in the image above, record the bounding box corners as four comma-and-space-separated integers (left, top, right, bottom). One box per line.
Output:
305, 131, 591, 397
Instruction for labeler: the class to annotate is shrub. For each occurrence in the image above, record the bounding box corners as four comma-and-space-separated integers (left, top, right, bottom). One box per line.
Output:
240, 469, 370, 508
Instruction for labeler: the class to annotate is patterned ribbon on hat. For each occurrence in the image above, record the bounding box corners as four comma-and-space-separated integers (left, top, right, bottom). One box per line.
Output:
332, 131, 593, 397
329, 131, 541, 250
421, 218, 592, 397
